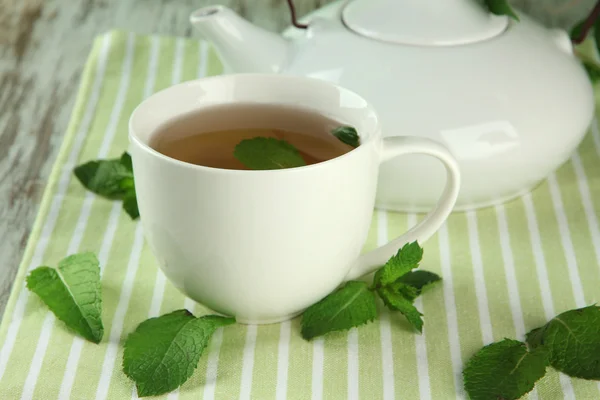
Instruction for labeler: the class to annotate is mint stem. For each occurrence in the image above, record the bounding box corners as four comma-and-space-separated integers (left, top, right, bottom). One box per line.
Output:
572, 0, 600, 44
286, 0, 308, 29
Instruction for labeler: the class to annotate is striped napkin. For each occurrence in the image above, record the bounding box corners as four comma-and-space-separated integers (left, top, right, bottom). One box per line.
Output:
1, 30, 600, 400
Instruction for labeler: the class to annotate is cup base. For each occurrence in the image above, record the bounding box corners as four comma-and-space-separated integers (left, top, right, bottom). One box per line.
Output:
235, 311, 303, 325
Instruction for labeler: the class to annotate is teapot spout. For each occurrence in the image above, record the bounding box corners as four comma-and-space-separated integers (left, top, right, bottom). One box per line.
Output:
190, 6, 290, 73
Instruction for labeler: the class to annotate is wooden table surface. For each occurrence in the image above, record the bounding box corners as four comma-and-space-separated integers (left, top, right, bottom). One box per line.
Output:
0, 0, 594, 320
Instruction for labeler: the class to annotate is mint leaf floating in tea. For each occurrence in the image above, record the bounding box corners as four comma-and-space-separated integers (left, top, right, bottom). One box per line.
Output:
483, 0, 519, 21
525, 305, 600, 380
331, 126, 360, 148
123, 310, 235, 397
373, 241, 423, 287
377, 285, 424, 332
234, 137, 306, 170
26, 252, 103, 343
301, 281, 377, 340
463, 339, 549, 400
74, 152, 139, 220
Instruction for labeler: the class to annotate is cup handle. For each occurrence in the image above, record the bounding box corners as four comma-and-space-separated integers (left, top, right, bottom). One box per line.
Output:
345, 136, 461, 281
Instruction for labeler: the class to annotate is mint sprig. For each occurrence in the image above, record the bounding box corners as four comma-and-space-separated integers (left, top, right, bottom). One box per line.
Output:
123, 310, 235, 397
464, 306, 600, 399
74, 152, 139, 219
301, 241, 440, 339
26, 253, 104, 343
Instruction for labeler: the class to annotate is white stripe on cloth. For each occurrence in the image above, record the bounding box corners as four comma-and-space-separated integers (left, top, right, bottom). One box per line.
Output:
466, 211, 494, 345
275, 320, 292, 400
438, 223, 464, 399
0, 32, 113, 384
522, 194, 575, 398
96, 224, 145, 400
55, 31, 139, 400
202, 327, 225, 400
408, 213, 432, 400
22, 32, 136, 400
377, 211, 395, 400
495, 204, 539, 400
239, 324, 258, 400
347, 328, 359, 400
311, 338, 324, 400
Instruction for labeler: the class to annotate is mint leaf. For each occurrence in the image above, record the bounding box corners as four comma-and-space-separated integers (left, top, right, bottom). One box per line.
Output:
234, 137, 306, 170
483, 0, 519, 21
26, 253, 103, 343
123, 190, 139, 220
301, 281, 377, 340
581, 59, 600, 83
120, 152, 133, 172
377, 286, 423, 332
374, 241, 423, 287
397, 270, 442, 297
331, 126, 360, 148
526, 305, 600, 380
463, 339, 548, 400
74, 152, 139, 220
571, 20, 585, 41
74, 152, 134, 200
123, 310, 235, 397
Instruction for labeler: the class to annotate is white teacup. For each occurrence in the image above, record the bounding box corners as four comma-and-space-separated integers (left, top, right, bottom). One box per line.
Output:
129, 74, 460, 324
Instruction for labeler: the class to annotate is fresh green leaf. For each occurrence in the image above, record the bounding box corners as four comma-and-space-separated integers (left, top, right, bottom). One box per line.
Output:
74, 153, 134, 200
123, 310, 235, 397
525, 326, 544, 349
26, 253, 103, 343
463, 339, 549, 400
582, 59, 600, 83
594, 19, 600, 69
377, 286, 423, 332
396, 270, 442, 297
374, 241, 423, 287
123, 190, 139, 220
301, 281, 377, 340
570, 20, 585, 41
331, 126, 360, 148
526, 305, 600, 380
389, 280, 419, 301
234, 137, 306, 170
483, 0, 519, 21
120, 152, 133, 172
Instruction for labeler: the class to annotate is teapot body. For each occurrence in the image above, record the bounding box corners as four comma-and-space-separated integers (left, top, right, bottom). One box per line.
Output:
281, 1, 594, 211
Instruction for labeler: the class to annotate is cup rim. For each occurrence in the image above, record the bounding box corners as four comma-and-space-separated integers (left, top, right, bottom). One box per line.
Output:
128, 73, 380, 175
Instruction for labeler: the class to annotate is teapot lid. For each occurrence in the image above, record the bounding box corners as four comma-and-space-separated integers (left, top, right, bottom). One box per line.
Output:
342, 0, 509, 46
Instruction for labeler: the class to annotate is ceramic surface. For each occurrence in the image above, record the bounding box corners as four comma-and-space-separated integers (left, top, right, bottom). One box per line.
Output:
190, 0, 595, 211
129, 74, 460, 323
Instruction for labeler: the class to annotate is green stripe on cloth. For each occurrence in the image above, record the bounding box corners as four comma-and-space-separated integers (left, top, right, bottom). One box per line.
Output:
1, 30, 600, 399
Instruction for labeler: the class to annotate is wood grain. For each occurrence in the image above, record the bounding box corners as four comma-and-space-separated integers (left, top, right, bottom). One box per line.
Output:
0, 0, 596, 321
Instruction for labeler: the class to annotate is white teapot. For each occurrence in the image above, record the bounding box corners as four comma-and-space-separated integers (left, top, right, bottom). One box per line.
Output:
191, 0, 594, 211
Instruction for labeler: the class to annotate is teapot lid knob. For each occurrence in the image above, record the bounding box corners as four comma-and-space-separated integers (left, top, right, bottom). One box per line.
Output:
342, 0, 508, 46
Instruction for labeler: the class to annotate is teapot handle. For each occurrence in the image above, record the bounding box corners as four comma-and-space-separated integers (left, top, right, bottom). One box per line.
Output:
345, 136, 461, 281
